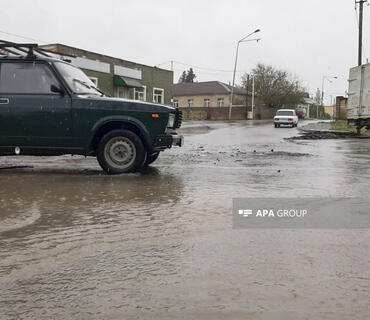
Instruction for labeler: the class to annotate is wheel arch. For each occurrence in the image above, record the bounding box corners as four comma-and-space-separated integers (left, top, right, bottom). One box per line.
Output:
89, 117, 152, 154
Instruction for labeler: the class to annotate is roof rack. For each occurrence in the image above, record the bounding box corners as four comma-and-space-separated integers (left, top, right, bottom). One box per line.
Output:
0, 40, 52, 59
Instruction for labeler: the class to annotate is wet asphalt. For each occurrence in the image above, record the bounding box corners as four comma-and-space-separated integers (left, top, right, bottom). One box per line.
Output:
0, 120, 370, 319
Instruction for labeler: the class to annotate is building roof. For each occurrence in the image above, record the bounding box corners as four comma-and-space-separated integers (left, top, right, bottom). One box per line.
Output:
303, 97, 315, 105
173, 81, 249, 96
39, 43, 171, 73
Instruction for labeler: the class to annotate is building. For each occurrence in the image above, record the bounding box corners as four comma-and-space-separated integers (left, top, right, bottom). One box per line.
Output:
296, 97, 314, 118
172, 81, 249, 108
172, 81, 252, 120
335, 96, 348, 120
39, 43, 173, 105
324, 106, 335, 118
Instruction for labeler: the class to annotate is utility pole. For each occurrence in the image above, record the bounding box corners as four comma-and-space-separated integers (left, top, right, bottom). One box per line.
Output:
357, 0, 367, 66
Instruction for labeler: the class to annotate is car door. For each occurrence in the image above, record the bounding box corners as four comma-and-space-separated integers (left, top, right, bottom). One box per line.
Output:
0, 61, 72, 148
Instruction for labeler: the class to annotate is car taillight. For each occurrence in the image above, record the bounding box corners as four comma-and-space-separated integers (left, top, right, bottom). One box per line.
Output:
288, 118, 293, 121
275, 118, 279, 121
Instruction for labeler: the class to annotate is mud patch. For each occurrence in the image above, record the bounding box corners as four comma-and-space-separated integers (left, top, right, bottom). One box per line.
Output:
286, 131, 358, 140
257, 151, 313, 157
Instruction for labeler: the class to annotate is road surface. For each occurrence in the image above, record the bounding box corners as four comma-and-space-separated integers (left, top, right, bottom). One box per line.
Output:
1, 120, 370, 319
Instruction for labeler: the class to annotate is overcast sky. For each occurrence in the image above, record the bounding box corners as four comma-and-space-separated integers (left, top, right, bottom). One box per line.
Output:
1, 0, 368, 104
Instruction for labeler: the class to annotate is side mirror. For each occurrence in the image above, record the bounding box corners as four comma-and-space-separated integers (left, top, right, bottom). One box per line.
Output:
50, 84, 65, 95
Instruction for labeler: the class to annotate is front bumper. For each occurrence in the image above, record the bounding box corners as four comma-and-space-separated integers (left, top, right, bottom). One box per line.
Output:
153, 133, 184, 150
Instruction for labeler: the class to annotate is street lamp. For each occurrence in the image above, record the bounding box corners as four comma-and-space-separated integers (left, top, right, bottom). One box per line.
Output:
318, 75, 337, 119
228, 29, 261, 120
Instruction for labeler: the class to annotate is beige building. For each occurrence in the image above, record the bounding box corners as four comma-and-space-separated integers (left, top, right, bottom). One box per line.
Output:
172, 81, 250, 108
324, 106, 335, 118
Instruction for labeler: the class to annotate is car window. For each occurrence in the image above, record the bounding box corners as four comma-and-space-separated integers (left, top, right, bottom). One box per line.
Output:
0, 62, 59, 94
54, 62, 99, 95
276, 110, 294, 116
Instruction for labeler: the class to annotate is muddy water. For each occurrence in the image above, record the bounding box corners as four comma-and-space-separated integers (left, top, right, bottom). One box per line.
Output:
1, 121, 370, 319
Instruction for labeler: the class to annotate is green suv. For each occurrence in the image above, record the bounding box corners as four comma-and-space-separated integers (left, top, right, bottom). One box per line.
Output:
0, 43, 183, 174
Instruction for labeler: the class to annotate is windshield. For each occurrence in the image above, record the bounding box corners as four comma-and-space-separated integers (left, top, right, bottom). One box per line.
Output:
54, 62, 102, 95
276, 110, 294, 116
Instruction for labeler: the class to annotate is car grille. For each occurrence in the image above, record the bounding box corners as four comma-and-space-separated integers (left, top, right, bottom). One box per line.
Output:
174, 109, 183, 129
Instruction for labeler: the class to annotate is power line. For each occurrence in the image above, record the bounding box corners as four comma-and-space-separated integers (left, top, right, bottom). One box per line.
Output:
158, 60, 249, 75
0, 29, 49, 44
173, 60, 242, 73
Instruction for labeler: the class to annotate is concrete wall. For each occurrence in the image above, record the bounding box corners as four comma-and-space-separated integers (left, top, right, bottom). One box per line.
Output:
180, 107, 247, 120
253, 106, 280, 120
174, 93, 248, 108
324, 106, 335, 118
180, 105, 278, 121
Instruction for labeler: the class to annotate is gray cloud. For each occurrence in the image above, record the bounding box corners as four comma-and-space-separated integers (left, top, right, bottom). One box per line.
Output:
0, 0, 368, 103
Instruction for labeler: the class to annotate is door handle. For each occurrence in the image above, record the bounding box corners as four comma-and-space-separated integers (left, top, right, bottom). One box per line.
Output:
0, 98, 9, 105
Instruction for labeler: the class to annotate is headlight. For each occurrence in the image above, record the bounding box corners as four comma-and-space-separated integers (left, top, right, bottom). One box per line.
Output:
168, 113, 175, 128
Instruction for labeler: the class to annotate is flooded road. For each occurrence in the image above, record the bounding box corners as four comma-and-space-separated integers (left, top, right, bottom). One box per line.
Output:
1, 120, 370, 319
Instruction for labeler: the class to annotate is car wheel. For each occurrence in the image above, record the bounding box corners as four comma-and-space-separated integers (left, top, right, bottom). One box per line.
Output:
145, 152, 160, 166
97, 129, 145, 174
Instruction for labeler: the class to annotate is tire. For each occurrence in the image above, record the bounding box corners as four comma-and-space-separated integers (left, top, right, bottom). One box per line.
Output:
145, 152, 160, 166
274, 124, 277, 128
97, 129, 145, 174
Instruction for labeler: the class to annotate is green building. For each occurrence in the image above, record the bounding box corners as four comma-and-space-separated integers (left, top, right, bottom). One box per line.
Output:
40, 43, 173, 105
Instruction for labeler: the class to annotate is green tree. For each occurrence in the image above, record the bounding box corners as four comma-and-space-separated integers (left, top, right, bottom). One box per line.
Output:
185, 68, 196, 83
241, 63, 306, 108
178, 71, 187, 83
178, 68, 197, 83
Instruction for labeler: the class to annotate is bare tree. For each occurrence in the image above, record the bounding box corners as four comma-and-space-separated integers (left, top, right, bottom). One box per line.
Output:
241, 63, 306, 108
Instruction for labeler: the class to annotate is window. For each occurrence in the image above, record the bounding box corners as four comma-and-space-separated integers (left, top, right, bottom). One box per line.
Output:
115, 87, 134, 99
54, 62, 99, 95
153, 88, 164, 104
217, 98, 224, 107
276, 110, 295, 116
188, 99, 193, 107
88, 77, 98, 87
134, 85, 146, 101
204, 98, 210, 107
173, 99, 179, 108
0, 62, 59, 94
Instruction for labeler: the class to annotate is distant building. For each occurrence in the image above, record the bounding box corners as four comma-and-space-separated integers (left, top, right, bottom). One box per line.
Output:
335, 96, 348, 120
296, 97, 314, 118
324, 106, 335, 118
39, 43, 173, 105
172, 81, 250, 108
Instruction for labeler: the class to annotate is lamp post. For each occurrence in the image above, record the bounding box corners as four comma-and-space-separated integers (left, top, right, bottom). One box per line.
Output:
228, 29, 260, 120
251, 74, 255, 119
318, 75, 337, 119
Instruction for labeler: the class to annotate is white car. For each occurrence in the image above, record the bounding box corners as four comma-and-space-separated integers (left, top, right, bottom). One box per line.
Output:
274, 109, 298, 128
